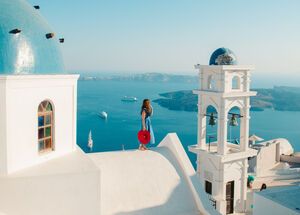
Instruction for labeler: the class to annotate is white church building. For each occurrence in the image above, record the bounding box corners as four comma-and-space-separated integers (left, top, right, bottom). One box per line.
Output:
1, 0, 299, 215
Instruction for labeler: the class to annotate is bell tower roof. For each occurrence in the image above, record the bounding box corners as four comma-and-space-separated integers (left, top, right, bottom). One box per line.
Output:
209, 47, 237, 66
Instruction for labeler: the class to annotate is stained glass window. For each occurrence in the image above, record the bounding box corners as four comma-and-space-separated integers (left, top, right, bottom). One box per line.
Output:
45, 115, 51, 125
38, 100, 54, 153
39, 140, 44, 151
38, 116, 44, 127
38, 128, 44, 139
45, 127, 51, 137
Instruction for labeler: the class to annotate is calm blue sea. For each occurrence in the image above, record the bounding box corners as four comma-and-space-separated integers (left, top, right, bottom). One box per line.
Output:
77, 80, 300, 166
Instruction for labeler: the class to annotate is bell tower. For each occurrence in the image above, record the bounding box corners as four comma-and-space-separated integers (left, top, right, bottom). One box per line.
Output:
189, 48, 257, 214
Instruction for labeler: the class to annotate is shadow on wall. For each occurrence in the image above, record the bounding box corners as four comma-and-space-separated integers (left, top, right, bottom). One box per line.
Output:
115, 147, 200, 215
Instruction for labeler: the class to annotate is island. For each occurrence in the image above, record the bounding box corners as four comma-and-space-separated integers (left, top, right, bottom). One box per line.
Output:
153, 86, 300, 112
78, 72, 197, 83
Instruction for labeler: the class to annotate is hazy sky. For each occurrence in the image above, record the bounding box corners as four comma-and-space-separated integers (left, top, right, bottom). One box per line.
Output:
28, 0, 300, 77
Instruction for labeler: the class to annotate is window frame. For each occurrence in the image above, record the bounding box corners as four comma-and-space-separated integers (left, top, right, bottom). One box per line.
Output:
38, 101, 54, 154
205, 180, 212, 194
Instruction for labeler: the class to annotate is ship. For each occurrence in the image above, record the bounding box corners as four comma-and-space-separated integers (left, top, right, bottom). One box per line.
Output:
99, 111, 108, 119
121, 96, 138, 102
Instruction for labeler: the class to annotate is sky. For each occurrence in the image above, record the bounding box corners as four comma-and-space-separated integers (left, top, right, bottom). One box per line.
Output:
28, 0, 300, 80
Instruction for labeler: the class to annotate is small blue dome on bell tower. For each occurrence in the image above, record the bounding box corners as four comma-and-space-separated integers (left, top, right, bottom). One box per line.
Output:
209, 47, 237, 66
0, 0, 64, 75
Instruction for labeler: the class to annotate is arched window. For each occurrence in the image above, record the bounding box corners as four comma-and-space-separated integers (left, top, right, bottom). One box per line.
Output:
38, 100, 54, 153
232, 76, 240, 90
208, 75, 216, 90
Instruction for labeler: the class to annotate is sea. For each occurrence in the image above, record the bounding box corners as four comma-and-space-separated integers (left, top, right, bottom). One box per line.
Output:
77, 80, 300, 166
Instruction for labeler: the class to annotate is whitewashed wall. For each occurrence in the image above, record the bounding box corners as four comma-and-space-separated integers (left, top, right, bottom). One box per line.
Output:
197, 154, 243, 213
0, 80, 7, 174
0, 75, 79, 174
256, 143, 279, 176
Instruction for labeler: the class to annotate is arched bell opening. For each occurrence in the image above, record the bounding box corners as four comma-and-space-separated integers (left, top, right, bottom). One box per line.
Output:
227, 106, 242, 145
205, 105, 218, 151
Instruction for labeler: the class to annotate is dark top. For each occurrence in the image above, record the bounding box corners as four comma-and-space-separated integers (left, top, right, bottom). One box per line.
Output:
142, 108, 152, 118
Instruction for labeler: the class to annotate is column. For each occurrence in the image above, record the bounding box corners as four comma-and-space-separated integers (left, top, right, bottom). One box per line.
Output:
240, 159, 248, 211
215, 163, 227, 214
198, 95, 207, 149
240, 97, 250, 151
243, 70, 251, 92
217, 102, 228, 155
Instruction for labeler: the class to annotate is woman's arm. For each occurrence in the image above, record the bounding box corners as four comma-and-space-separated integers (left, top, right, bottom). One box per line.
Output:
141, 110, 146, 130
150, 105, 153, 116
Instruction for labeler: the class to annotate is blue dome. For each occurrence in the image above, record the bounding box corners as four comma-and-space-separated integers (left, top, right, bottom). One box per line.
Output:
0, 0, 64, 75
209, 47, 237, 65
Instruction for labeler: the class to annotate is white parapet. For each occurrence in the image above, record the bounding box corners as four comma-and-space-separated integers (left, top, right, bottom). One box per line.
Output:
0, 147, 101, 215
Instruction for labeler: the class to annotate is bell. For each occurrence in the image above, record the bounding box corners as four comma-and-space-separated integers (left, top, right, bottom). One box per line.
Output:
209, 113, 216, 126
229, 114, 238, 126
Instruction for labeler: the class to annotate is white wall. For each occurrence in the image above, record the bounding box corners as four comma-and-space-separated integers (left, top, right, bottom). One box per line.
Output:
0, 148, 101, 215
0, 80, 7, 174
0, 75, 79, 174
256, 143, 278, 176
196, 151, 249, 214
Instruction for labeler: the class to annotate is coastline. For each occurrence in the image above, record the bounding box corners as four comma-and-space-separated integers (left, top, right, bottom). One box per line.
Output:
153, 87, 300, 112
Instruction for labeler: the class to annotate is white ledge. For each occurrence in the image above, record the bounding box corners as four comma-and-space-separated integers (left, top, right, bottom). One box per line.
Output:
0, 74, 80, 80
193, 90, 257, 98
197, 65, 255, 70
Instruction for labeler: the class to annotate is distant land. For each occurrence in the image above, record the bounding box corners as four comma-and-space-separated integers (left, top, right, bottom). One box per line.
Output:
78, 72, 300, 112
153, 86, 300, 112
78, 72, 197, 83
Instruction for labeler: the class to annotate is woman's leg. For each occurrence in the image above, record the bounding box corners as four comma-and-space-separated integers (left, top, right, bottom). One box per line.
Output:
139, 144, 145, 150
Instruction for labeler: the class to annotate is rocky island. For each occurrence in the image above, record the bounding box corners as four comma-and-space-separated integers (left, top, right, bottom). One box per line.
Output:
79, 72, 197, 83
153, 86, 300, 112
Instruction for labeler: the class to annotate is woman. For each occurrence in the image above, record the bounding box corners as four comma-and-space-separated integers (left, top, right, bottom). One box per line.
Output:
139, 99, 155, 150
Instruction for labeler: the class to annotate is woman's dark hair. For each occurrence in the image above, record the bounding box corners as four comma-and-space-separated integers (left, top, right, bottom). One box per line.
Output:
260, 183, 267, 191
141, 99, 152, 115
